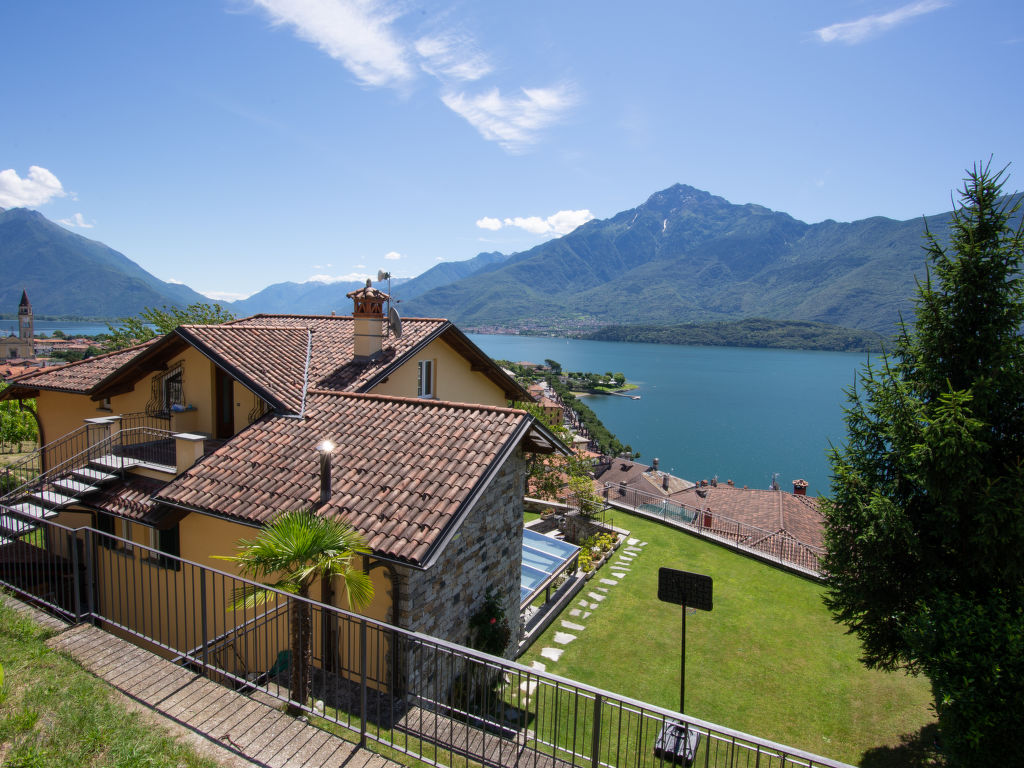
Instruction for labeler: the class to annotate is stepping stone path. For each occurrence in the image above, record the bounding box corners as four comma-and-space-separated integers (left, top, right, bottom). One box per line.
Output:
535, 535, 649, 678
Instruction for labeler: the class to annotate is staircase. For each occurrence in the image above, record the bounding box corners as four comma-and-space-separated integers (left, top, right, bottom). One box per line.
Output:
1, 423, 175, 544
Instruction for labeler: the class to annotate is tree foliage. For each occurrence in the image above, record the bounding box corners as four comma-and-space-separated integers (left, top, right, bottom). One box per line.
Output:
214, 508, 373, 715
106, 303, 235, 350
822, 162, 1024, 765
0, 382, 37, 452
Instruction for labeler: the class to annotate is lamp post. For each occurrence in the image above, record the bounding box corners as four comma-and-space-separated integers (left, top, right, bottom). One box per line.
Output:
316, 440, 334, 507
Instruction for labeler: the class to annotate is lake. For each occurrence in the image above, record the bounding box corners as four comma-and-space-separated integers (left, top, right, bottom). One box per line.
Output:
4, 320, 865, 496
0, 320, 114, 337
468, 334, 868, 497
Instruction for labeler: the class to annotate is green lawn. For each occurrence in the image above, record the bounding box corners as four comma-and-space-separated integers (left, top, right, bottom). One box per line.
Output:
0, 599, 220, 768
518, 512, 935, 766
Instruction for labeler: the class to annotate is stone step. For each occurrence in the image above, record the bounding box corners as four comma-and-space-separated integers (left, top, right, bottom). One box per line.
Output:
73, 467, 118, 484
0, 514, 37, 537
53, 478, 98, 496
30, 490, 78, 508
8, 502, 55, 521
90, 455, 126, 471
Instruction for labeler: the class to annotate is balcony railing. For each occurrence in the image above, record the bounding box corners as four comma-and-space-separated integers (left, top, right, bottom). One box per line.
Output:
0, 512, 852, 768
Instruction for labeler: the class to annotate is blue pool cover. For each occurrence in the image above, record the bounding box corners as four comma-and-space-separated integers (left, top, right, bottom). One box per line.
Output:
521, 528, 581, 605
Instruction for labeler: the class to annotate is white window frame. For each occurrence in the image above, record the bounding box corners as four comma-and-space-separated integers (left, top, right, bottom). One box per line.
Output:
417, 359, 435, 398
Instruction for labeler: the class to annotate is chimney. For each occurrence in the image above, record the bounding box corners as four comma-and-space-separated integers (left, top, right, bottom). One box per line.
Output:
317, 441, 335, 506
793, 479, 808, 496
346, 280, 390, 361
652, 457, 659, 471
662, 474, 669, 491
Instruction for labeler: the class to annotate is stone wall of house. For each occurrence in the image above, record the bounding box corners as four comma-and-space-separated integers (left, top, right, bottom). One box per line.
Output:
396, 446, 526, 650
392, 446, 526, 699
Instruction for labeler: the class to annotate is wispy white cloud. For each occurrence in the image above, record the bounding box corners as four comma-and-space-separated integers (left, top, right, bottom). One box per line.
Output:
477, 208, 594, 236
253, 0, 413, 87
442, 84, 577, 152
384, 250, 402, 260
58, 212, 93, 229
247, 1, 575, 151
815, 0, 949, 44
0, 166, 66, 208
415, 34, 492, 81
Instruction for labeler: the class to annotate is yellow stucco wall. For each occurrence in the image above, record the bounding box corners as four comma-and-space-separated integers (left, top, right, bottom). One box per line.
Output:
369, 337, 506, 406
34, 346, 266, 453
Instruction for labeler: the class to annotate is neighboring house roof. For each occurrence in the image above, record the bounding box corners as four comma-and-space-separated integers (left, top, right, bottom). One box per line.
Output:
0, 314, 530, 408
593, 456, 693, 496
673, 484, 824, 550
1, 340, 157, 397
156, 391, 559, 567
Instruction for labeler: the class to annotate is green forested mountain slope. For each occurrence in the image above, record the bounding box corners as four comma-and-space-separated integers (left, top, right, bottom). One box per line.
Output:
0, 207, 207, 317
403, 184, 977, 333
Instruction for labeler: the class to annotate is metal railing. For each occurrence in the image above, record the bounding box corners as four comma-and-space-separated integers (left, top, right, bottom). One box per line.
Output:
604, 483, 824, 576
1, 422, 96, 498
0, 512, 852, 768
1, 422, 177, 506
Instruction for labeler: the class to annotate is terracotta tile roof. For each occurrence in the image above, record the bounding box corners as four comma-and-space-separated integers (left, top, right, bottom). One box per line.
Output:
84, 476, 169, 520
177, 324, 311, 412
672, 485, 824, 549
593, 456, 693, 496
157, 392, 533, 566
223, 315, 445, 393
0, 341, 157, 396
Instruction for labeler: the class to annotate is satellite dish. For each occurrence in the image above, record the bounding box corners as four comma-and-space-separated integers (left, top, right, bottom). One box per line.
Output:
388, 305, 403, 339
377, 270, 391, 282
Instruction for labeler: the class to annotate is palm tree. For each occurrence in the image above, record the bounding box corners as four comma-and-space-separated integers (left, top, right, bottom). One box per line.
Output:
214, 508, 374, 715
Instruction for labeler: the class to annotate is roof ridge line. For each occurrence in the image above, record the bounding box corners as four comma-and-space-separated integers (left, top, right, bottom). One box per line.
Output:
306, 389, 527, 415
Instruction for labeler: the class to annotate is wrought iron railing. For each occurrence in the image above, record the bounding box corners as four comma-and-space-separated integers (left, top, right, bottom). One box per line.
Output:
0, 513, 851, 768
604, 483, 825, 576
1, 422, 96, 499
1, 421, 177, 506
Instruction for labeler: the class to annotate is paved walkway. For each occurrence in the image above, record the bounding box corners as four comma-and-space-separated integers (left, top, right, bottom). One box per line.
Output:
534, 536, 647, 669
7, 597, 401, 768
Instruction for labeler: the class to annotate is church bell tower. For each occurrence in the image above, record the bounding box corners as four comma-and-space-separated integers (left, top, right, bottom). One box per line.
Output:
17, 290, 34, 358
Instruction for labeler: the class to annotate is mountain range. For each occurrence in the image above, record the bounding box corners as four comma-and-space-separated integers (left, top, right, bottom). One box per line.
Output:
3, 185, 1017, 335
402, 185, 968, 334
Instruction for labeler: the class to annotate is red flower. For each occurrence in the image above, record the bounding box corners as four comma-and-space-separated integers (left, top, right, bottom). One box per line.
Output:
490, 617, 497, 624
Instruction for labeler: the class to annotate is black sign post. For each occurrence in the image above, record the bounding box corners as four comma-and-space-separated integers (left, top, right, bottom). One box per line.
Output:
657, 568, 713, 713
655, 568, 713, 766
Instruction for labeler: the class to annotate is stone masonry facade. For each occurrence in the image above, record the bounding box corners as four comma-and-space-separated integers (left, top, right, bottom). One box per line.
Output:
396, 446, 527, 656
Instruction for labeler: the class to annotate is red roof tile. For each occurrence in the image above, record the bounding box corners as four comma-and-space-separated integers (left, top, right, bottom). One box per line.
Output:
1, 340, 157, 395
673, 485, 824, 549
157, 392, 532, 565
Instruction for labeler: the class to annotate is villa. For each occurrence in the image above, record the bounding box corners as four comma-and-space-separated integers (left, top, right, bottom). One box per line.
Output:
0, 283, 565, 674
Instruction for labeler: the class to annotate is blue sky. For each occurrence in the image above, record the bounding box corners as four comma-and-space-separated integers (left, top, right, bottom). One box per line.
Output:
2, 0, 1021, 301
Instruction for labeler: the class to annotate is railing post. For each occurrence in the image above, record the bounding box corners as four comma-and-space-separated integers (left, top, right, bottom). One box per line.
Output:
200, 569, 209, 674
359, 619, 368, 748
591, 693, 603, 768
70, 527, 82, 619
83, 528, 96, 622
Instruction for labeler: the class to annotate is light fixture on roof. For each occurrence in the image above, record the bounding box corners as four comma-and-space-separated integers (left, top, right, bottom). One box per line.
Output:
317, 440, 334, 507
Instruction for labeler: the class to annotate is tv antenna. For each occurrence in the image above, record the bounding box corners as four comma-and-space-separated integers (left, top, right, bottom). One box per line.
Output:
377, 270, 402, 339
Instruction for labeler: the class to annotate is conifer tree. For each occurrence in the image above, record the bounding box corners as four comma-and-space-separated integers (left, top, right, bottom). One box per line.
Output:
822, 161, 1024, 765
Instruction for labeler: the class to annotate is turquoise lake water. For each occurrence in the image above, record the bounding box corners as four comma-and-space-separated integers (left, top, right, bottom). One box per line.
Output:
468, 334, 869, 497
